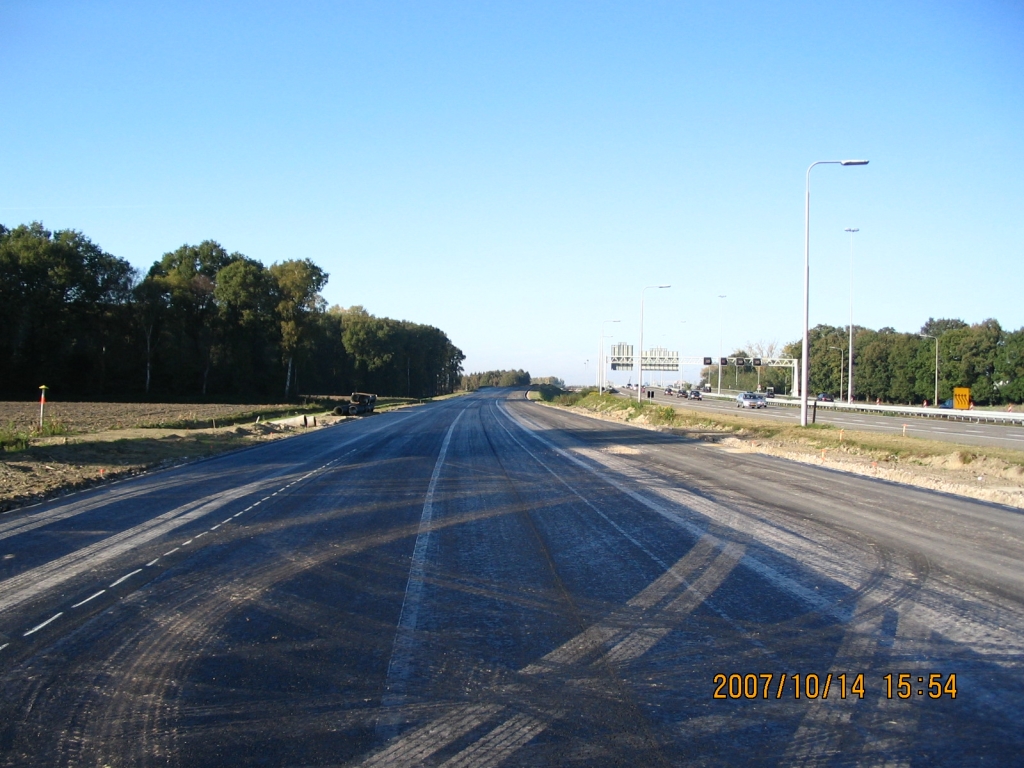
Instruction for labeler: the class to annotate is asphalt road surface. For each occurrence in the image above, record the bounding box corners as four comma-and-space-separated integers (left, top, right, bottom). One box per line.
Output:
637, 389, 1024, 451
2, 389, 1023, 766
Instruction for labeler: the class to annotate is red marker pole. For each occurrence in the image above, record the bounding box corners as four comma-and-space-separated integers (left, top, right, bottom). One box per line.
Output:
39, 385, 48, 430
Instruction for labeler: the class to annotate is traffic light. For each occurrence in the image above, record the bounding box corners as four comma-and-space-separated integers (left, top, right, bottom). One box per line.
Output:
753, 357, 762, 366
703, 357, 713, 366
720, 357, 728, 366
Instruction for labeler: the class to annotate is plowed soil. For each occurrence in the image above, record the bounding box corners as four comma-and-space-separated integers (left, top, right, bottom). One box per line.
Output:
0, 402, 336, 513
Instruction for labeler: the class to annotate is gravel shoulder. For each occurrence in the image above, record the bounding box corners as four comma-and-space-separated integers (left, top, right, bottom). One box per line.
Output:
543, 400, 1024, 509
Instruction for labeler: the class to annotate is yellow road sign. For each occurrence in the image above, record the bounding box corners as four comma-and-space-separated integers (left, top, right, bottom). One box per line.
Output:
953, 387, 971, 410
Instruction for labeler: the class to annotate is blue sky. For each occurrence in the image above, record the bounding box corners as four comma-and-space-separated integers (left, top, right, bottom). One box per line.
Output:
3, 1, 1022, 386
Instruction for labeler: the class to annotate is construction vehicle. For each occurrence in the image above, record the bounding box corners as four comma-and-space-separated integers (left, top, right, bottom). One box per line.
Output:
334, 392, 377, 416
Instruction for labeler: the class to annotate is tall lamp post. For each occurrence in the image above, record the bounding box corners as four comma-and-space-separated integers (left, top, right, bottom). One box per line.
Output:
599, 320, 620, 394
717, 295, 727, 394
844, 227, 859, 403
801, 159, 869, 426
920, 334, 939, 406
829, 345, 846, 401
639, 285, 671, 403
679, 320, 687, 388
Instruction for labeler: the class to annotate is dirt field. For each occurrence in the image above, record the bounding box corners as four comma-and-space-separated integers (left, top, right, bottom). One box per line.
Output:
0, 402, 337, 513
0, 401, 320, 433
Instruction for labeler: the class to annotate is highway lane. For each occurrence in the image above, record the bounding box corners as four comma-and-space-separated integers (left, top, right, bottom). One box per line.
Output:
1, 389, 1023, 766
636, 388, 1024, 450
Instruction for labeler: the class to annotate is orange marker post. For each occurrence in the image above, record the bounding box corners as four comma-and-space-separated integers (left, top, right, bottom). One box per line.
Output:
39, 385, 48, 430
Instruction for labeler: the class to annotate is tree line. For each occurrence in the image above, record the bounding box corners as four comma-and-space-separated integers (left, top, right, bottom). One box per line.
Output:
460, 369, 532, 390
698, 318, 1024, 405
0, 222, 464, 401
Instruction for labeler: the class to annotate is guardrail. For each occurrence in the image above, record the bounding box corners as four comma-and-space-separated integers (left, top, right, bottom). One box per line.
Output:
637, 389, 1024, 427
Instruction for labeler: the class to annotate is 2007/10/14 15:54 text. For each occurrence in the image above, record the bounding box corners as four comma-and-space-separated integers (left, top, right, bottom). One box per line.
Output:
713, 673, 957, 700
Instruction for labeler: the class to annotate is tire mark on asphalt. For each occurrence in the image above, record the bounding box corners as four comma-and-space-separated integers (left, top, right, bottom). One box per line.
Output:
375, 409, 465, 741
1, 454, 348, 626
780, 595, 893, 766
0, 475, 200, 541
357, 401, 751, 767
0, 412, 465, 764
437, 712, 548, 768
519, 535, 720, 674
359, 540, 747, 767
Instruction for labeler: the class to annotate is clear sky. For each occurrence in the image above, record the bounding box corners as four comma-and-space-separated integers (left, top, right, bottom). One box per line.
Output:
3, 1, 1022, 386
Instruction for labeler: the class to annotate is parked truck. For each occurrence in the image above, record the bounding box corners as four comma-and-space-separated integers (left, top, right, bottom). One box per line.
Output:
334, 392, 377, 416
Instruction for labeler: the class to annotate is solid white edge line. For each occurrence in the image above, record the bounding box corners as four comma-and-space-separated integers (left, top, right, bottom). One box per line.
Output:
24, 612, 63, 636
109, 568, 143, 587
72, 589, 106, 608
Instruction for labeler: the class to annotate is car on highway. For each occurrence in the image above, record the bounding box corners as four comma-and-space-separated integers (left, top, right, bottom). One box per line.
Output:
736, 392, 767, 409
816, 393, 835, 402
938, 398, 954, 409
688, 390, 702, 400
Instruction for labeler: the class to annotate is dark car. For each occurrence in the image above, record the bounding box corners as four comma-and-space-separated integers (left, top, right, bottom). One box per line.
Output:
816, 393, 834, 402
688, 390, 702, 400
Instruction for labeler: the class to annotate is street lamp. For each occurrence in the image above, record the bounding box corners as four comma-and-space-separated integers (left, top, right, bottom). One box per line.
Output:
920, 334, 939, 406
829, 346, 845, 401
599, 320, 620, 394
801, 159, 869, 426
679, 320, 687, 388
639, 285, 671, 403
845, 227, 859, 403
717, 295, 727, 395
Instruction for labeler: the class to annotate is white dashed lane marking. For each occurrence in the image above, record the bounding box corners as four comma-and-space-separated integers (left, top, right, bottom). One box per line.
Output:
109, 569, 143, 587
24, 612, 63, 636
71, 590, 106, 608
12, 454, 347, 643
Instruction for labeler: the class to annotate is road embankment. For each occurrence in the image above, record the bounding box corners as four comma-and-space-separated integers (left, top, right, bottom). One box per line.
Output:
536, 391, 1024, 508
